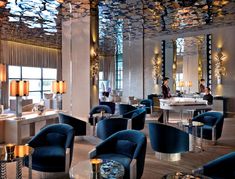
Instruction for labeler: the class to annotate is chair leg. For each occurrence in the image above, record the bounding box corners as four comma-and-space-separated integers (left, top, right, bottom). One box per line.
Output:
65, 148, 70, 173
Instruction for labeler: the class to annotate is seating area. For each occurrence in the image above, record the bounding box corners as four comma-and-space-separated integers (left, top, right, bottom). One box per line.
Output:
0, 0, 235, 179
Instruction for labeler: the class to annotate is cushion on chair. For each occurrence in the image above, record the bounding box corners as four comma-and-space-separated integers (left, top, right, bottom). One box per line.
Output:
46, 133, 66, 147
115, 140, 137, 158
25, 146, 66, 172
96, 153, 132, 179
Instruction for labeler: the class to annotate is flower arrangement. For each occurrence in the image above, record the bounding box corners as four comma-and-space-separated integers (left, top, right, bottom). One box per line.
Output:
33, 103, 46, 115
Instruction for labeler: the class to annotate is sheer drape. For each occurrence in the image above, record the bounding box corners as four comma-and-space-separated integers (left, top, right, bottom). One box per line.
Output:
0, 40, 62, 108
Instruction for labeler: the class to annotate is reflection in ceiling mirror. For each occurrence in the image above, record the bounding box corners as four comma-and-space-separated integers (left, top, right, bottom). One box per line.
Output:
163, 35, 210, 94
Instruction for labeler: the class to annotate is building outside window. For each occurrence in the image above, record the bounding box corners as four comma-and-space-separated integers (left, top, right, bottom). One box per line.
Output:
8, 65, 57, 103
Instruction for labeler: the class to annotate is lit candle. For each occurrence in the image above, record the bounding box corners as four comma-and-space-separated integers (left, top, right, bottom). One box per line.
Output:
90, 158, 103, 173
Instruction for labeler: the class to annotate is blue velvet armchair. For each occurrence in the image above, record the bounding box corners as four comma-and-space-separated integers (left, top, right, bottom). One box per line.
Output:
89, 105, 112, 125
123, 108, 146, 130
24, 124, 74, 173
89, 130, 147, 179
118, 104, 137, 115
148, 123, 189, 161
140, 99, 152, 114
96, 118, 128, 140
192, 112, 224, 142
99, 101, 116, 114
193, 152, 235, 179
59, 112, 90, 136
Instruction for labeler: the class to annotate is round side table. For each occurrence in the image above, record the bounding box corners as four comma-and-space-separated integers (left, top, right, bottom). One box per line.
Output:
70, 159, 125, 179
0, 145, 34, 179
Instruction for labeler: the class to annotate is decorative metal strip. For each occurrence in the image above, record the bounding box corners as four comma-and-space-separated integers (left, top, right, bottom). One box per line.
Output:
206, 34, 212, 88
161, 40, 166, 79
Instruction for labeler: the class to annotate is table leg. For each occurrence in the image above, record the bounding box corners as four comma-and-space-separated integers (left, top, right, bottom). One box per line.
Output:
28, 155, 32, 179
0, 162, 7, 179
163, 110, 169, 124
200, 127, 204, 151
16, 159, 23, 179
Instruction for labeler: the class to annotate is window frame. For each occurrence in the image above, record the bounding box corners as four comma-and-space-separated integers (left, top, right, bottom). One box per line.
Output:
8, 66, 57, 102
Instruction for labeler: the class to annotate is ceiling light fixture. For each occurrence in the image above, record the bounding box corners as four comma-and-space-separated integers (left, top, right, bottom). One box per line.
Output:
0, 0, 7, 8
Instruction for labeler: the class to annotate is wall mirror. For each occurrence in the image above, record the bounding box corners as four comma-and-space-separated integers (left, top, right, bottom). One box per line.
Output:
162, 34, 212, 94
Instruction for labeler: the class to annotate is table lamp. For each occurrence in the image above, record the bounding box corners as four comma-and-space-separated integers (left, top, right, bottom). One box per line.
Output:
10, 80, 29, 117
0, 64, 6, 113
52, 80, 66, 110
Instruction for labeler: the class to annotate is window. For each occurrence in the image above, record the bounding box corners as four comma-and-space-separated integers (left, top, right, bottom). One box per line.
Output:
8, 65, 57, 103
115, 20, 123, 91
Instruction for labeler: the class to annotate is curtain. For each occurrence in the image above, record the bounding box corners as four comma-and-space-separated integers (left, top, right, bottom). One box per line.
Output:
0, 40, 62, 108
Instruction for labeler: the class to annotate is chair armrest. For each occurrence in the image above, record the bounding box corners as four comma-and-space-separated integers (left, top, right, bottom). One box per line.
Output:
192, 167, 204, 175
130, 159, 137, 179
127, 118, 132, 129
89, 148, 97, 159
212, 125, 216, 142
65, 148, 70, 173
86, 122, 91, 136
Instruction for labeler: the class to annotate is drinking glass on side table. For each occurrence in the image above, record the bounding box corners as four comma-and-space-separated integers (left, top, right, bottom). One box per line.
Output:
70, 159, 125, 179
179, 119, 204, 152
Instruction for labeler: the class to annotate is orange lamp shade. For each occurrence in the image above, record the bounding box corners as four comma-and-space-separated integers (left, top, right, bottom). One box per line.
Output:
188, 81, 192, 87
52, 81, 66, 94
10, 80, 29, 96
0, 64, 6, 82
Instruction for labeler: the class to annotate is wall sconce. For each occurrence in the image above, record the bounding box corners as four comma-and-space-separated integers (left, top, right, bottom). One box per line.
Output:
90, 46, 99, 85
10, 80, 29, 117
179, 81, 185, 92
152, 53, 161, 84
186, 81, 192, 94
215, 47, 226, 84
52, 80, 66, 110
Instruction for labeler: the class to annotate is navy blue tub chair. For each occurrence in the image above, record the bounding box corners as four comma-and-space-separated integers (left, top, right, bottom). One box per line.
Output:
118, 104, 137, 115
89, 130, 147, 179
140, 99, 152, 114
89, 105, 112, 125
59, 112, 90, 136
123, 108, 146, 130
148, 122, 189, 161
24, 124, 74, 173
192, 112, 224, 143
99, 101, 116, 114
96, 118, 128, 140
193, 152, 235, 179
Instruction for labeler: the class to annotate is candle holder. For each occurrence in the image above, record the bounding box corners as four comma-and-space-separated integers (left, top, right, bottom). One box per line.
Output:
5, 144, 15, 160
90, 159, 103, 173
5, 144, 15, 155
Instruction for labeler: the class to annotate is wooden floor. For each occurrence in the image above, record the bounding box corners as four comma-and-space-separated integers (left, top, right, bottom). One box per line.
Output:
4, 117, 235, 179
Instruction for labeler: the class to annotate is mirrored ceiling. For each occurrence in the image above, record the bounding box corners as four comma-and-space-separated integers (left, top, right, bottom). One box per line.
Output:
0, 0, 235, 50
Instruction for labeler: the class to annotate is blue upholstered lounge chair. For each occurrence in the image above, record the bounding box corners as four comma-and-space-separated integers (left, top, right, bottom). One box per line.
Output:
193, 152, 235, 179
192, 112, 224, 143
140, 99, 152, 114
118, 104, 137, 115
89, 105, 112, 125
59, 112, 90, 136
148, 123, 189, 161
89, 130, 147, 179
123, 108, 146, 130
24, 124, 74, 173
99, 101, 116, 114
96, 118, 128, 140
